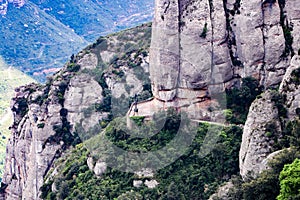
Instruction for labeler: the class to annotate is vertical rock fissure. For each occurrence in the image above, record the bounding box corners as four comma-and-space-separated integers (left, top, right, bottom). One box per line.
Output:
223, 0, 243, 75
208, 0, 215, 84
260, 0, 267, 87
175, 0, 181, 101
278, 0, 295, 58
223, 0, 235, 77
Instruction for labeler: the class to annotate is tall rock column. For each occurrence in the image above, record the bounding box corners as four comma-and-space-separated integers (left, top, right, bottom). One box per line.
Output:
150, 0, 180, 102
150, 0, 232, 102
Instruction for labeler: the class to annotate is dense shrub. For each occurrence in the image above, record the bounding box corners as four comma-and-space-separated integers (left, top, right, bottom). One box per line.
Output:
277, 158, 300, 200
226, 77, 263, 124
41, 111, 243, 199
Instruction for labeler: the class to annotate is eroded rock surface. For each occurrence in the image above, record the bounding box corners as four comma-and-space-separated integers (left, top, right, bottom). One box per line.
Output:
240, 55, 300, 179
134, 0, 299, 121
0, 24, 151, 199
239, 90, 282, 179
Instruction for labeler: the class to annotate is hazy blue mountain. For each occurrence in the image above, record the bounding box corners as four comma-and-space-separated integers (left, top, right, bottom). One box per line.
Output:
0, 0, 154, 82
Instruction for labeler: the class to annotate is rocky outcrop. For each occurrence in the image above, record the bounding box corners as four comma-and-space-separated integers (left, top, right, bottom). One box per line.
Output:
1, 0, 299, 198
240, 55, 300, 179
2, 82, 65, 200
239, 90, 282, 179
279, 55, 300, 119
129, 0, 299, 121
209, 181, 234, 200
0, 24, 151, 199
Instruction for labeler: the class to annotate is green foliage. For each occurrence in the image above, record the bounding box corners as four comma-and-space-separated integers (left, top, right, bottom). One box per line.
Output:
278, 0, 295, 58
270, 90, 287, 119
226, 77, 263, 124
130, 116, 145, 126
66, 63, 81, 73
290, 67, 300, 85
200, 23, 208, 38
277, 158, 300, 200
56, 81, 68, 105
242, 171, 280, 200
112, 69, 125, 79
41, 111, 243, 199
280, 119, 300, 148
37, 123, 45, 129
94, 37, 108, 51
228, 147, 300, 199
12, 97, 29, 118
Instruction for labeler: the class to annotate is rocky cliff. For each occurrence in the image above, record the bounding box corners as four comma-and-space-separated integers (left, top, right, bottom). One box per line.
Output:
128, 0, 300, 121
239, 55, 300, 179
0, 24, 151, 199
0, 0, 300, 199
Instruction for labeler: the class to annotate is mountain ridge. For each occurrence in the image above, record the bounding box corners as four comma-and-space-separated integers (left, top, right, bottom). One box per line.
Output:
0, 0, 154, 81
0, 0, 300, 199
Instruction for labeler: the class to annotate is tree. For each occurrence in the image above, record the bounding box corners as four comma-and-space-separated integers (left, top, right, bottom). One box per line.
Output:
277, 158, 300, 200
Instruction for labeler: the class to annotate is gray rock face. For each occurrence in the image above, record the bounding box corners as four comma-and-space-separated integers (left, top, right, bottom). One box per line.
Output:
133, 180, 143, 188
64, 73, 104, 132
93, 161, 107, 177
1, 24, 151, 199
240, 55, 300, 179
1, 0, 299, 198
145, 0, 298, 121
279, 55, 300, 119
209, 181, 234, 200
144, 180, 159, 189
2, 84, 64, 200
239, 90, 282, 179
150, 0, 230, 102
285, 1, 300, 53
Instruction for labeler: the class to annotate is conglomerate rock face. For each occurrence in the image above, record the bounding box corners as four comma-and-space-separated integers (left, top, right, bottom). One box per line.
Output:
0, 24, 151, 199
239, 90, 282, 179
147, 0, 300, 181
239, 55, 300, 180
1, 0, 300, 199
150, 0, 298, 105
279, 55, 300, 120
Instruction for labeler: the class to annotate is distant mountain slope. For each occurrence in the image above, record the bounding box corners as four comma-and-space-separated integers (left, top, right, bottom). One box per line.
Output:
0, 57, 35, 180
0, 0, 154, 82
30, 0, 154, 40
0, 2, 88, 82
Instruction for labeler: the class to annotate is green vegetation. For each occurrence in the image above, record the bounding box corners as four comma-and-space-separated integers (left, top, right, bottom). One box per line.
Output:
226, 148, 300, 200
37, 123, 45, 129
226, 116, 300, 200
200, 23, 208, 38
226, 77, 263, 124
290, 67, 300, 85
277, 158, 300, 200
278, 0, 295, 58
41, 111, 243, 199
130, 116, 145, 126
66, 63, 81, 73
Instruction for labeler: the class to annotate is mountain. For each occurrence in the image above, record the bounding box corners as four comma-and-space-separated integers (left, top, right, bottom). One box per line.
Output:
0, 0, 154, 82
0, 57, 35, 181
0, 0, 300, 199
